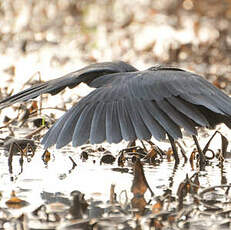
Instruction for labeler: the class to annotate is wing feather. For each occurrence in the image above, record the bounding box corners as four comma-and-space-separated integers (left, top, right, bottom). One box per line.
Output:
181, 94, 225, 115
156, 99, 197, 135
167, 97, 209, 126
123, 99, 152, 140
89, 103, 107, 144
56, 103, 95, 148
42, 104, 84, 148
133, 99, 167, 140
117, 100, 137, 141
105, 101, 123, 143
142, 100, 182, 139
0, 61, 137, 109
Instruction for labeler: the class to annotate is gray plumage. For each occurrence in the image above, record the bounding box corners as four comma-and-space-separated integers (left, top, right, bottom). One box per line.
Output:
0, 61, 230, 149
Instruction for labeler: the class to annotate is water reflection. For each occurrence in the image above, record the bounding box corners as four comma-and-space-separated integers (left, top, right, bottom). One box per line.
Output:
0, 134, 230, 229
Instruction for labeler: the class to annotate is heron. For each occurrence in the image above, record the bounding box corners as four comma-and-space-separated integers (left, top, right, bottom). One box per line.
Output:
0, 61, 230, 164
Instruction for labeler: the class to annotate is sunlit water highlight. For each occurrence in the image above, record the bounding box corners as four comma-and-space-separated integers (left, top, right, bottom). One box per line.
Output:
0, 126, 230, 221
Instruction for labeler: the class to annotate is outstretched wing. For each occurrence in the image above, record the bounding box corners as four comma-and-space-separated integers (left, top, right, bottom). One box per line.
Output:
0, 61, 137, 109
42, 69, 231, 149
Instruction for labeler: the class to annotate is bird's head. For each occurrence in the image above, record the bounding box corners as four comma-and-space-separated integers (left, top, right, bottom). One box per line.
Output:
147, 65, 185, 72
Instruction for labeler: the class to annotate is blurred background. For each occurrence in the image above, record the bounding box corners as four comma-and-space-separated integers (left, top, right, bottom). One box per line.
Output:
0, 0, 230, 93
0, 2, 231, 228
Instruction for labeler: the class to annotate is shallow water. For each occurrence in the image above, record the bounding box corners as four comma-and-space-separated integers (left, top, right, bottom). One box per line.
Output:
0, 124, 230, 229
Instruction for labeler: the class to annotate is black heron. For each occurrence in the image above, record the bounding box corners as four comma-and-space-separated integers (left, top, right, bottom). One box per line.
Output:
0, 61, 231, 163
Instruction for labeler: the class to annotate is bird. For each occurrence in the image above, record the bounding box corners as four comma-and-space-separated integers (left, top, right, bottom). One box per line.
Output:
0, 61, 231, 163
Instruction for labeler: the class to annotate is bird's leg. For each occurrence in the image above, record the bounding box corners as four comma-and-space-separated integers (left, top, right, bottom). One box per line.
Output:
127, 140, 136, 148
140, 140, 148, 152
175, 141, 188, 162
146, 140, 165, 158
167, 134, 180, 164
192, 135, 206, 169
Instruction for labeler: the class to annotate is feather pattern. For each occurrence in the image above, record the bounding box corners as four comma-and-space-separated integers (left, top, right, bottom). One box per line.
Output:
0, 61, 137, 109
166, 96, 209, 126
156, 99, 197, 135
89, 103, 107, 144
123, 99, 152, 140
0, 61, 230, 149
117, 99, 137, 141
57, 103, 95, 148
105, 101, 123, 143
132, 99, 167, 140
41, 105, 82, 148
